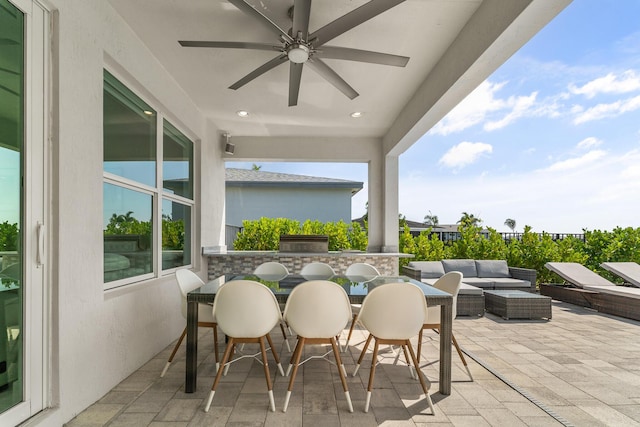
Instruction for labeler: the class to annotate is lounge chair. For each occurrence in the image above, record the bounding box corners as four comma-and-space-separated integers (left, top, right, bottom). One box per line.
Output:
601, 262, 640, 288
543, 262, 640, 321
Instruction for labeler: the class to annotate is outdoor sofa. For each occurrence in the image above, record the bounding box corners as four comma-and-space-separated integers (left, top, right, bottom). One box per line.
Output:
543, 262, 640, 321
402, 259, 537, 317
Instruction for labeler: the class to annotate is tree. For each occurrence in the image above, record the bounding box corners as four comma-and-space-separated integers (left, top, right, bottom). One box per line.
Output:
251, 163, 261, 171
504, 218, 516, 232
457, 212, 481, 228
424, 210, 439, 227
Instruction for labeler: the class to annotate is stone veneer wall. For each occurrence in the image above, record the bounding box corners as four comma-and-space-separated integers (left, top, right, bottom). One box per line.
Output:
207, 253, 400, 280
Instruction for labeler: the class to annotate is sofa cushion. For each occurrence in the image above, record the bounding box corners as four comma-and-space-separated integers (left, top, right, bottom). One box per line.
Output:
476, 260, 511, 278
442, 259, 477, 277
459, 282, 483, 295
461, 278, 494, 288
491, 278, 531, 289
409, 261, 445, 279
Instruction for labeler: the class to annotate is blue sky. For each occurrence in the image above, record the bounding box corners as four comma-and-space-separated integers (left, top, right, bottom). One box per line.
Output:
231, 0, 640, 234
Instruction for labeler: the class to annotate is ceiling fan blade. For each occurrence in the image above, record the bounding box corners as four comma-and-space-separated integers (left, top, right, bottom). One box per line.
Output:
229, 54, 288, 90
179, 40, 281, 52
229, 0, 293, 43
319, 46, 409, 67
306, 58, 358, 100
310, 0, 405, 47
289, 62, 303, 106
292, 0, 312, 40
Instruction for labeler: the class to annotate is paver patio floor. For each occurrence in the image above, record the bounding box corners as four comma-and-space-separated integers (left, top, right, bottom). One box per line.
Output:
66, 300, 640, 426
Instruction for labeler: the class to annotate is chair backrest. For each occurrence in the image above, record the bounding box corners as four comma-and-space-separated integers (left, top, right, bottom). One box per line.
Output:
345, 262, 380, 282
254, 261, 289, 281
283, 280, 352, 338
212, 280, 282, 338
545, 262, 614, 288
358, 282, 426, 340
300, 262, 336, 280
425, 271, 462, 323
176, 269, 205, 318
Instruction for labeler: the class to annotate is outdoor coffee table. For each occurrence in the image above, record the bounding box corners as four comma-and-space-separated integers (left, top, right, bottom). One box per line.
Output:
484, 290, 552, 320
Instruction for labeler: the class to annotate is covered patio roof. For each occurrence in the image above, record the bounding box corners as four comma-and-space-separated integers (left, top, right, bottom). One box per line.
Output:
107, 0, 572, 251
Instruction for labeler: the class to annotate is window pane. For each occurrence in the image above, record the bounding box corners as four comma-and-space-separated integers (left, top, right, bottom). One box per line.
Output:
163, 121, 193, 199
162, 199, 191, 270
0, 0, 24, 412
103, 183, 153, 283
103, 70, 156, 187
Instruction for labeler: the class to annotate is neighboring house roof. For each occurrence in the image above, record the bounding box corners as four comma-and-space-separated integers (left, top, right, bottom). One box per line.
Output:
225, 168, 363, 195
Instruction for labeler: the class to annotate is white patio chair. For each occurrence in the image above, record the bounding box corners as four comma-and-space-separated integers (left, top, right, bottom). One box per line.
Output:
417, 271, 473, 381
282, 280, 353, 413
253, 261, 291, 352
352, 282, 435, 414
344, 262, 380, 350
204, 280, 285, 413
254, 261, 289, 281
300, 262, 336, 280
161, 269, 219, 377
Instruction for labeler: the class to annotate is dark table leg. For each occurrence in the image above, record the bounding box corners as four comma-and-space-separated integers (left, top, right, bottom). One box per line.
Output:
439, 301, 452, 395
185, 300, 198, 393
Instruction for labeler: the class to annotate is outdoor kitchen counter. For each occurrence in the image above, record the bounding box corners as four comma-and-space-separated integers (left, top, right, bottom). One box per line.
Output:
203, 248, 412, 278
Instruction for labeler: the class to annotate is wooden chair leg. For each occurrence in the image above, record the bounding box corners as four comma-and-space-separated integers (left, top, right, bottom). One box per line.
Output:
405, 339, 435, 414
258, 336, 276, 412
283, 337, 306, 412
345, 313, 358, 349
353, 333, 373, 376
452, 333, 473, 381
265, 333, 285, 376
161, 327, 186, 377
330, 337, 353, 412
364, 339, 381, 412
205, 337, 236, 412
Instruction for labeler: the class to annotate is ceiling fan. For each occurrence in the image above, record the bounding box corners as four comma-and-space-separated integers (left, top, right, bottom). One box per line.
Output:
179, 0, 409, 106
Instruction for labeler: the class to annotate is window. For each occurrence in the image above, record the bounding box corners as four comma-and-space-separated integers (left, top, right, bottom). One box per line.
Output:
103, 70, 195, 288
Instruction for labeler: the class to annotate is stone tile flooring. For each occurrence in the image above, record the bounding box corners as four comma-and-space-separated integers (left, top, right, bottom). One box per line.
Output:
66, 300, 640, 426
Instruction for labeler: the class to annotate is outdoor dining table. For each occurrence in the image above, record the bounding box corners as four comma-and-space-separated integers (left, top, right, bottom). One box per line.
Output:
185, 274, 454, 395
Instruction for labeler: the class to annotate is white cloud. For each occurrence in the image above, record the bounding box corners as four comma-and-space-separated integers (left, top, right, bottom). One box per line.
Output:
439, 142, 493, 169
569, 70, 640, 98
430, 81, 507, 135
542, 150, 607, 172
484, 92, 538, 131
576, 137, 603, 150
573, 94, 640, 124
399, 150, 640, 233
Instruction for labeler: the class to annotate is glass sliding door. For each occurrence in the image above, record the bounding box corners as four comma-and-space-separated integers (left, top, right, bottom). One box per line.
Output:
0, 0, 25, 414
0, 0, 47, 424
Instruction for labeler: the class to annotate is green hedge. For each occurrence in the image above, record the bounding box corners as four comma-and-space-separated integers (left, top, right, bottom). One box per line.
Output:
233, 217, 368, 251
232, 218, 640, 285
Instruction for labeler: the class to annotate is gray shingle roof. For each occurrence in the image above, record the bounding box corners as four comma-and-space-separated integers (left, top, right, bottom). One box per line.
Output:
225, 168, 363, 192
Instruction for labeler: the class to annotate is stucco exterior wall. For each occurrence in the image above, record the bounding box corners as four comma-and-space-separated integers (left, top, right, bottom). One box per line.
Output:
45, 1, 223, 424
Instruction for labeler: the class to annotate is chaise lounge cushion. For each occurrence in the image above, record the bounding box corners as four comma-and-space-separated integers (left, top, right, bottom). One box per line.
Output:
442, 259, 477, 278
408, 261, 445, 279
476, 260, 511, 278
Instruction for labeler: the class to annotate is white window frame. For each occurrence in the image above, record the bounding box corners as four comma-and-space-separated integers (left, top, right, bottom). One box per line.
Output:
102, 71, 195, 291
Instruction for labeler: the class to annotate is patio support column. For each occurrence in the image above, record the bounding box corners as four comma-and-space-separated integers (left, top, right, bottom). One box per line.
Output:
382, 155, 399, 253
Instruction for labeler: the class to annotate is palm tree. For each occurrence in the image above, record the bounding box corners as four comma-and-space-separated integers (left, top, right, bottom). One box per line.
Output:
504, 218, 516, 232
457, 212, 481, 227
424, 211, 439, 227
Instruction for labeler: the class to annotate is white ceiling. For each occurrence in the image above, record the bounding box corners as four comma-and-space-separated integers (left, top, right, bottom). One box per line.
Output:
108, 0, 571, 154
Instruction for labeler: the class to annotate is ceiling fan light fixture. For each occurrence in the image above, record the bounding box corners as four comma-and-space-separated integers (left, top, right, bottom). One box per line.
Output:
287, 43, 310, 64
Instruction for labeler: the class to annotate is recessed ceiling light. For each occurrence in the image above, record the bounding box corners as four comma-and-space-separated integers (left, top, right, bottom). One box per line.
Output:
237, 110, 249, 117
350, 111, 363, 118
143, 110, 154, 116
